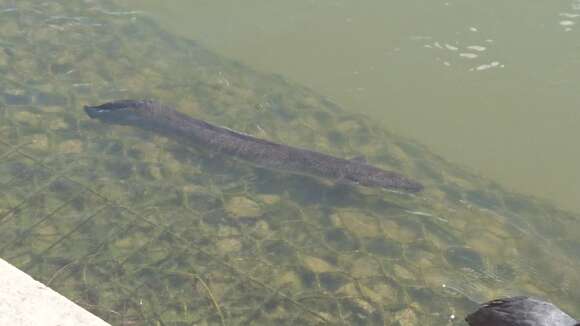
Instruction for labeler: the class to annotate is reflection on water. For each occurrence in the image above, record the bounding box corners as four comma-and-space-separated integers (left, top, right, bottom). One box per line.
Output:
0, 0, 579, 325
418, 32, 503, 71
561, 0, 580, 31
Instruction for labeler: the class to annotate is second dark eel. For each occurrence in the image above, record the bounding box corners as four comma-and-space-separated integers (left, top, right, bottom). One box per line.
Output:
84, 100, 423, 193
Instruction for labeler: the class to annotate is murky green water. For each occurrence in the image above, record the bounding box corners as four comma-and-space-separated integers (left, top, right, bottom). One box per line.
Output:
0, 0, 579, 325
128, 0, 580, 214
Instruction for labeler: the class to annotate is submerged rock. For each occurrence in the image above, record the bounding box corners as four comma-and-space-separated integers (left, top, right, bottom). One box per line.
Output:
216, 237, 242, 254
58, 139, 83, 154
302, 256, 336, 274
225, 196, 263, 219
331, 209, 381, 238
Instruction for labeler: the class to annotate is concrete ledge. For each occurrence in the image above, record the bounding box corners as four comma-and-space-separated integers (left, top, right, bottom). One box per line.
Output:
0, 258, 110, 326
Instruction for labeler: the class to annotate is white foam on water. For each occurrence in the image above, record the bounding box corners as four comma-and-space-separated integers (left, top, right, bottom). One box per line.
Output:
459, 53, 478, 59
466, 45, 486, 52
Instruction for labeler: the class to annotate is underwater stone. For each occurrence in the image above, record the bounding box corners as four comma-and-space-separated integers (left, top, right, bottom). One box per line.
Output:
331, 209, 381, 238
27, 134, 49, 151
410, 250, 437, 271
393, 264, 415, 281
393, 307, 418, 326
148, 165, 163, 180
159, 153, 182, 175
13, 110, 39, 127
382, 220, 421, 244
216, 237, 242, 254
58, 139, 83, 154
274, 271, 302, 290
216, 225, 241, 237
36, 224, 58, 237
349, 257, 380, 278
336, 283, 376, 313
256, 194, 280, 205
252, 220, 271, 239
47, 117, 68, 130
225, 196, 262, 219
372, 282, 398, 305
302, 256, 336, 274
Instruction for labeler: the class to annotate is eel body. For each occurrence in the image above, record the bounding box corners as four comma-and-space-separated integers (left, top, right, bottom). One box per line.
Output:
84, 100, 423, 193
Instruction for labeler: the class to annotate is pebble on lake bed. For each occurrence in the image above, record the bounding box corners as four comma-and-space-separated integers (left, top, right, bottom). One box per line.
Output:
393, 307, 418, 326
216, 237, 242, 254
225, 196, 263, 219
331, 209, 381, 238
13, 111, 40, 127
58, 139, 83, 154
302, 256, 336, 273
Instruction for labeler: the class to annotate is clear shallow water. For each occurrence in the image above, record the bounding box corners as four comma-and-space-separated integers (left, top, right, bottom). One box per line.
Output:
128, 0, 580, 214
0, 0, 579, 325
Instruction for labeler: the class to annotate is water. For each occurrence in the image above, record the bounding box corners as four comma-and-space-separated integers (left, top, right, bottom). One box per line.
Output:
128, 0, 580, 214
0, 0, 579, 325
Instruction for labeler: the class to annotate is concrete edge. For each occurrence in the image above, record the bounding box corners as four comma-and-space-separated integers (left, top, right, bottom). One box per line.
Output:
0, 258, 110, 326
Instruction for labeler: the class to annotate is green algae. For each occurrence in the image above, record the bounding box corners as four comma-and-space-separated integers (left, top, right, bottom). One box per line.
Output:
0, 0, 579, 324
